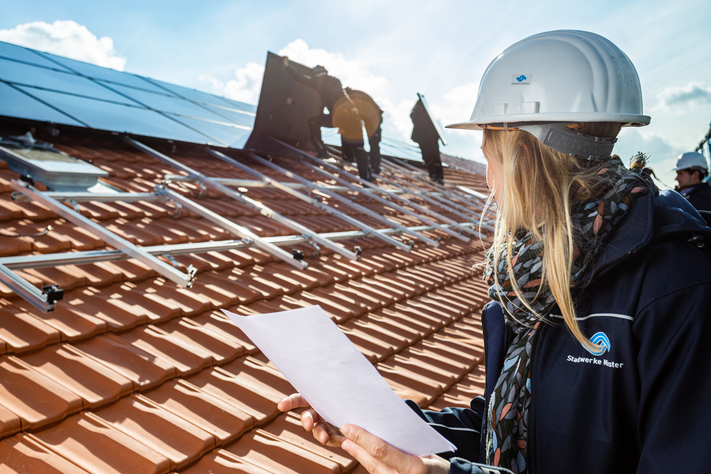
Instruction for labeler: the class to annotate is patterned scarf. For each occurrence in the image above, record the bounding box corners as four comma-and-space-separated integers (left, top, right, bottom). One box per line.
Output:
483, 156, 650, 473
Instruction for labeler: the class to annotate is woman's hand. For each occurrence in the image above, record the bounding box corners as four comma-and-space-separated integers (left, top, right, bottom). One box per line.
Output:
277, 393, 345, 447
340, 424, 450, 474
278, 393, 449, 473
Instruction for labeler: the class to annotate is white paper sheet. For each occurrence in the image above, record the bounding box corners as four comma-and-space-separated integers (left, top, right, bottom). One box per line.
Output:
223, 305, 456, 457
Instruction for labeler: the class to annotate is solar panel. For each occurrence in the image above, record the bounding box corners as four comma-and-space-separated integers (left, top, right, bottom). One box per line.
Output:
0, 40, 257, 148
0, 82, 84, 126
0, 41, 64, 69
0, 58, 135, 105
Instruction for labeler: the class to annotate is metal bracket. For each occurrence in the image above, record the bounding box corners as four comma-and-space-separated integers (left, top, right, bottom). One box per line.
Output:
64, 198, 81, 213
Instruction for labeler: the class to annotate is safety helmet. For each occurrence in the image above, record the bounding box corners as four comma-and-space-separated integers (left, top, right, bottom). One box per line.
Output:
672, 152, 708, 172
312, 65, 328, 77
447, 30, 650, 160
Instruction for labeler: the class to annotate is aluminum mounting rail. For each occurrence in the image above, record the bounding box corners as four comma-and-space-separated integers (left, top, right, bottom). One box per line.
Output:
382, 156, 492, 216
376, 160, 495, 232
298, 160, 441, 247
270, 138, 474, 243
126, 137, 335, 268
1, 222, 478, 271
11, 179, 198, 287
207, 148, 412, 253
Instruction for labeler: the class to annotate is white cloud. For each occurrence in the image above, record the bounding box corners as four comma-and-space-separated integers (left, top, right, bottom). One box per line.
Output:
199, 61, 265, 104
0, 20, 126, 70
200, 38, 390, 107
430, 82, 479, 129
650, 82, 711, 114
277, 39, 389, 94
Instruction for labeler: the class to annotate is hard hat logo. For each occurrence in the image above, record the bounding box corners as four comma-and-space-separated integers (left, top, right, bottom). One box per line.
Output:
513, 74, 530, 84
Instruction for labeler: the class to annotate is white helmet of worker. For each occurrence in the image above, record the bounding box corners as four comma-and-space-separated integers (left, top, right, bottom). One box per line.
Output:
447, 30, 650, 161
672, 152, 708, 172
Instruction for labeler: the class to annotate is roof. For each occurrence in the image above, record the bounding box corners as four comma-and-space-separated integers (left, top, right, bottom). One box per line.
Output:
0, 43, 494, 474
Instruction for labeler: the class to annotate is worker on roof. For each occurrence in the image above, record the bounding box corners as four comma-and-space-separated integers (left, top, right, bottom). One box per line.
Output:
345, 87, 383, 177
283, 58, 374, 181
411, 95, 445, 184
673, 151, 711, 223
279, 30, 711, 474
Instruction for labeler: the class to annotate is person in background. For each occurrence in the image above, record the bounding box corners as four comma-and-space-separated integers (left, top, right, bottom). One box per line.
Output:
411, 98, 445, 184
345, 87, 383, 176
673, 151, 711, 215
278, 30, 711, 474
283, 57, 373, 180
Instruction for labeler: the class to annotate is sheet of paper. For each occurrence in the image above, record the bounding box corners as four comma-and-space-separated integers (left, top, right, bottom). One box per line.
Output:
223, 305, 456, 457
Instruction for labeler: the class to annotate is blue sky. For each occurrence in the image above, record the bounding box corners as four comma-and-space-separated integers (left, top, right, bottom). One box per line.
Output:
2, 0, 710, 187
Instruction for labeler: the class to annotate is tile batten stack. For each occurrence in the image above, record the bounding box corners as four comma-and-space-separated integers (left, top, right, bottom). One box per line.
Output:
0, 39, 495, 473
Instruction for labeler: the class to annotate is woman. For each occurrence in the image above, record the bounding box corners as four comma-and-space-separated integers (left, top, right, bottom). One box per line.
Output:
279, 30, 711, 473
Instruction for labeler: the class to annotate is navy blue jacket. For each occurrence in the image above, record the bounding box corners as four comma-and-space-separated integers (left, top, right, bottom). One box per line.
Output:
409, 188, 711, 473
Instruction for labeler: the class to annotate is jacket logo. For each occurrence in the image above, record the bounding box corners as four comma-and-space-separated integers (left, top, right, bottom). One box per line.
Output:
585, 332, 610, 356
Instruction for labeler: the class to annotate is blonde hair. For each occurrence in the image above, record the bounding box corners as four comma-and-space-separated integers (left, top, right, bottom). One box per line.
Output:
482, 123, 622, 350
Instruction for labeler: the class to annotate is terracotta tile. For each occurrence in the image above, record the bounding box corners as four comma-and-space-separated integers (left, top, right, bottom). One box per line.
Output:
0, 401, 21, 439
298, 290, 356, 323
0, 434, 91, 474
143, 379, 254, 446
263, 412, 356, 471
156, 317, 243, 365
12, 297, 107, 342
105, 219, 163, 246
337, 323, 393, 363
400, 344, 471, 378
77, 201, 121, 220
427, 365, 486, 411
17, 226, 72, 254
9, 201, 57, 221
0, 307, 60, 354
303, 265, 337, 287
16, 266, 86, 292
357, 276, 406, 303
118, 325, 213, 377
192, 251, 238, 272
372, 272, 426, 298
74, 333, 176, 391
0, 234, 32, 257
111, 281, 184, 322
225, 356, 294, 397
186, 365, 283, 426
95, 395, 215, 471
223, 430, 341, 474
360, 312, 426, 342
189, 310, 257, 355
0, 355, 83, 431
224, 249, 256, 267
341, 318, 409, 354
305, 258, 350, 283
428, 332, 484, 368
382, 353, 457, 390
73, 288, 148, 331
376, 304, 441, 334
95, 259, 157, 283
230, 267, 286, 299
414, 294, 466, 321
0, 200, 24, 222
31, 412, 171, 474
238, 299, 283, 316
65, 262, 122, 287
21, 343, 133, 410
181, 449, 273, 473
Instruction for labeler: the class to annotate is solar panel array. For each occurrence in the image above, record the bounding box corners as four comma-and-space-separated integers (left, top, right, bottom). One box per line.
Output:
0, 40, 256, 148
0, 40, 434, 161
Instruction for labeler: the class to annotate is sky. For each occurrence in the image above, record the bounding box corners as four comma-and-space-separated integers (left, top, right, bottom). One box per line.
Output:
1, 0, 710, 188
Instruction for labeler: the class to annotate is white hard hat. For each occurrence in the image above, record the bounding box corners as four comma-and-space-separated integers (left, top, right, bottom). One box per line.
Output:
447, 30, 651, 160
673, 152, 708, 172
